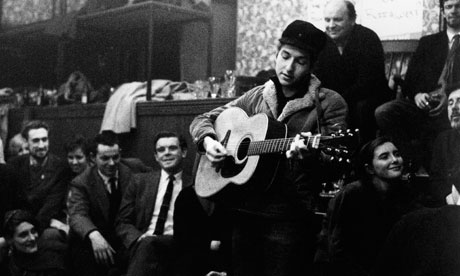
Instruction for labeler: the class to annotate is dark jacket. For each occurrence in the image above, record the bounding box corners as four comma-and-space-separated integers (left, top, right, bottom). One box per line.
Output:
68, 163, 134, 241
314, 24, 391, 104
115, 170, 191, 250
430, 129, 460, 206
403, 31, 449, 100
327, 180, 420, 276
7, 154, 68, 229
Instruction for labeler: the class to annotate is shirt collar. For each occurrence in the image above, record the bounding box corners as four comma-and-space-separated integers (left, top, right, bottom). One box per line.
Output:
98, 169, 119, 184
446, 30, 460, 45
29, 155, 48, 167
160, 169, 182, 183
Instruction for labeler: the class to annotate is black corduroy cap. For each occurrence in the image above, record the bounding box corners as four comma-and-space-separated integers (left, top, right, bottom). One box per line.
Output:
279, 20, 327, 61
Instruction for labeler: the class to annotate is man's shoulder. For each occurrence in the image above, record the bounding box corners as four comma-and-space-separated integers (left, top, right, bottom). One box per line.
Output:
354, 24, 380, 39
319, 86, 347, 105
434, 129, 460, 146
71, 166, 97, 187
133, 170, 160, 184
418, 31, 447, 45
46, 154, 67, 169
7, 154, 28, 167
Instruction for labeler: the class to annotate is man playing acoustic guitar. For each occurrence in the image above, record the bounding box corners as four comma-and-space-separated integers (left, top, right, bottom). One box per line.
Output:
190, 20, 348, 276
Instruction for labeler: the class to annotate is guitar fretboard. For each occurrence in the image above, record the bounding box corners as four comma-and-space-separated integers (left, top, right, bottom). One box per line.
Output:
247, 136, 322, 155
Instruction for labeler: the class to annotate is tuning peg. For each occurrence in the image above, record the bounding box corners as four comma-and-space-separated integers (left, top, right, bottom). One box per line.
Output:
346, 159, 351, 163
338, 157, 343, 162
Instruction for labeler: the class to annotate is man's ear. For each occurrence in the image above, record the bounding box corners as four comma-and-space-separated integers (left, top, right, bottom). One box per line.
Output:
90, 153, 96, 164
182, 149, 188, 158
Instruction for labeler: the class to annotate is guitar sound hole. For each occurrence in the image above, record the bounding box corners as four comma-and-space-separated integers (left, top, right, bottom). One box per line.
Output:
237, 137, 250, 161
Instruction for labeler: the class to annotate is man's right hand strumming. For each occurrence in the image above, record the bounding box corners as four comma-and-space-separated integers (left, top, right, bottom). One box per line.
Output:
203, 136, 228, 163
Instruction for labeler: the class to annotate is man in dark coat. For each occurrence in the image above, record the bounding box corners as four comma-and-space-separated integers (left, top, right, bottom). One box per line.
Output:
429, 82, 460, 206
116, 132, 190, 276
375, 0, 460, 170
67, 131, 135, 276
7, 121, 68, 232
314, 0, 391, 143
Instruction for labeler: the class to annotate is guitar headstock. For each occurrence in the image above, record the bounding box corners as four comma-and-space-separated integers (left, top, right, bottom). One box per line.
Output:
320, 129, 360, 164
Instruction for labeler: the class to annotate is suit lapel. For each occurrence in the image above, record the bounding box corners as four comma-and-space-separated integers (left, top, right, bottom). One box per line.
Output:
144, 171, 161, 226
91, 168, 110, 221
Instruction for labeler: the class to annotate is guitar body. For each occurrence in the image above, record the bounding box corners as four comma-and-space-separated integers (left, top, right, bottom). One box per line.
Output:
195, 107, 287, 198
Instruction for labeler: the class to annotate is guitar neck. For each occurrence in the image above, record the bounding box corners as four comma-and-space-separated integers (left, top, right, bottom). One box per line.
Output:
247, 138, 294, 155
248, 136, 324, 156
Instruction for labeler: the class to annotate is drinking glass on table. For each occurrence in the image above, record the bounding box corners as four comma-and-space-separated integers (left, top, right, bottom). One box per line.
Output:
208, 76, 221, 98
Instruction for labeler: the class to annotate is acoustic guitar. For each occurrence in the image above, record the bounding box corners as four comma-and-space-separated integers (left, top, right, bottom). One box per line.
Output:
195, 107, 356, 198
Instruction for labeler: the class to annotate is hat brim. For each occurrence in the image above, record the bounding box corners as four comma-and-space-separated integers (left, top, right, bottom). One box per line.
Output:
279, 37, 317, 54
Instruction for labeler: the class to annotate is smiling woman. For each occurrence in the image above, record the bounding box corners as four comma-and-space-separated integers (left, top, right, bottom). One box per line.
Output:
322, 136, 422, 276
2, 209, 67, 276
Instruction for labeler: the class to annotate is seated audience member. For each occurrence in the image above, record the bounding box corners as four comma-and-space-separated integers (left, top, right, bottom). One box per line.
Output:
7, 133, 28, 160
64, 135, 91, 178
174, 185, 231, 276
7, 121, 69, 240
375, 0, 459, 170
67, 130, 135, 276
116, 132, 190, 276
314, 0, 391, 143
1, 210, 66, 276
429, 82, 460, 206
374, 171, 460, 275
326, 137, 420, 276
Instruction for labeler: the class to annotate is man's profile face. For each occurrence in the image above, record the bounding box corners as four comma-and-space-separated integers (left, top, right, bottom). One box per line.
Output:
448, 89, 460, 130
93, 144, 120, 178
275, 44, 311, 90
443, 0, 460, 30
27, 128, 49, 161
324, 0, 355, 43
154, 137, 186, 174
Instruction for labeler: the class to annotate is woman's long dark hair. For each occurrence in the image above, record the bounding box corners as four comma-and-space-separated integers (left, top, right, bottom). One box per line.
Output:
355, 136, 400, 182
3, 210, 38, 240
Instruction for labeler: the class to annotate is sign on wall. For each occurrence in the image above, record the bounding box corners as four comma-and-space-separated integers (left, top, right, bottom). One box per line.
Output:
307, 0, 432, 40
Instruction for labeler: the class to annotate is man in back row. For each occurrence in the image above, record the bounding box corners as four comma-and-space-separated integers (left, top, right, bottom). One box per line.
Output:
375, 0, 460, 170
314, 0, 391, 143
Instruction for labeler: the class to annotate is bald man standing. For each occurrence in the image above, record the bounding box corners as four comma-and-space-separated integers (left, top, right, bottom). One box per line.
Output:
314, 0, 391, 143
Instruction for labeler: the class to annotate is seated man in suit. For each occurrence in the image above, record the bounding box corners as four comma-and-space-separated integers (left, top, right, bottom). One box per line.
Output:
429, 82, 460, 206
68, 130, 135, 276
116, 131, 189, 276
7, 120, 68, 243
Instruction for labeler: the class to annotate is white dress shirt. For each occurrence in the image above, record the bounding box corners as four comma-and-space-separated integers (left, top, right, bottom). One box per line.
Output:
146, 170, 182, 236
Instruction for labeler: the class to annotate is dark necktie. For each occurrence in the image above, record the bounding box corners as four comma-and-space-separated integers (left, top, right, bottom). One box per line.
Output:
108, 177, 121, 224
154, 175, 175, 235
439, 34, 460, 85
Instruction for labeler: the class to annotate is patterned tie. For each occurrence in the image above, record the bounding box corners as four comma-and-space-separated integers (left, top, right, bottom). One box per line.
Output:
154, 174, 175, 235
439, 34, 460, 86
